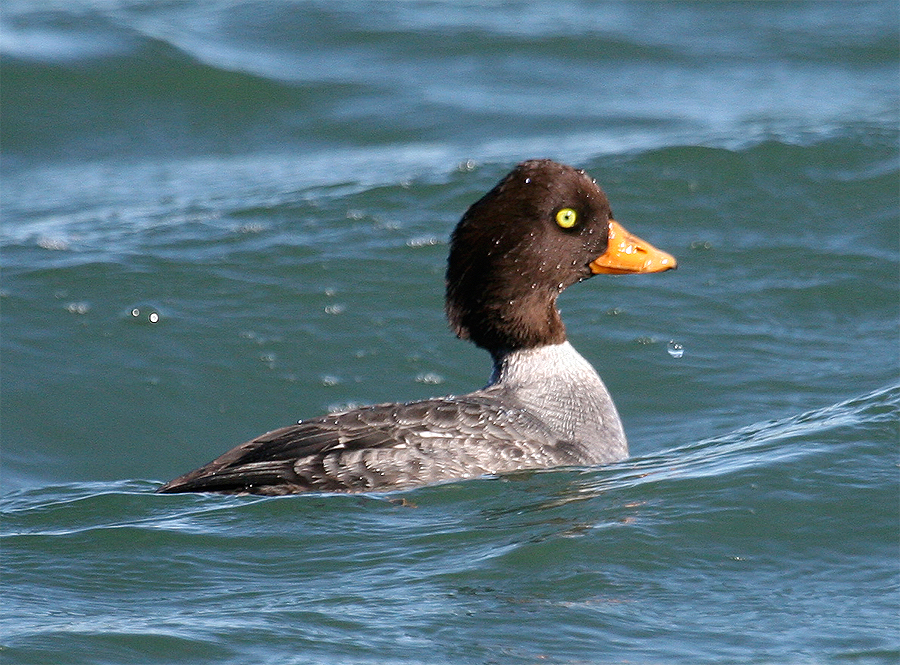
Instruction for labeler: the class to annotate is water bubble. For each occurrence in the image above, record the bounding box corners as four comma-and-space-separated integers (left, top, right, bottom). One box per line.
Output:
667, 341, 684, 358
66, 302, 90, 315
406, 236, 440, 248
415, 372, 445, 385
130, 307, 160, 324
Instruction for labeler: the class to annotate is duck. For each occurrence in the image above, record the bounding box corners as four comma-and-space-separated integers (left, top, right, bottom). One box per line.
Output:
157, 159, 676, 495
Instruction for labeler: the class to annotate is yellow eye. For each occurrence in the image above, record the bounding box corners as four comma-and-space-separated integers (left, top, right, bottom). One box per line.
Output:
555, 208, 578, 229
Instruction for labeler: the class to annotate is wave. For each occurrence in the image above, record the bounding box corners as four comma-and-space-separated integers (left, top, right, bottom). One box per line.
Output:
635, 381, 899, 481
3, 1, 897, 168
3, 121, 895, 279
3, 382, 896, 536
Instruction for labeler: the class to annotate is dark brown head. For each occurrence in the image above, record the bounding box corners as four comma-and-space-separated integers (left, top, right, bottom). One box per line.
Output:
445, 160, 675, 356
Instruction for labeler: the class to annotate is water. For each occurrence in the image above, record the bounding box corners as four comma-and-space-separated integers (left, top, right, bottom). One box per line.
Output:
2, 1, 898, 663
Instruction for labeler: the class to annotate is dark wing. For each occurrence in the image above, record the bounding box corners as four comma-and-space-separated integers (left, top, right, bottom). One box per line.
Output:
157, 394, 580, 495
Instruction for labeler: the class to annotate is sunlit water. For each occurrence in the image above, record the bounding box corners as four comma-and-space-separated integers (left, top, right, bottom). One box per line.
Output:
2, 1, 898, 663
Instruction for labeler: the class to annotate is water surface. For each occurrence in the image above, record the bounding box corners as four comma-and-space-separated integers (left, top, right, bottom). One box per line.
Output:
2, 1, 898, 663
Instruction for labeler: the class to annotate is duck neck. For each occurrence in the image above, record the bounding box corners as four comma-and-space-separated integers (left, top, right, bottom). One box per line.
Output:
447, 281, 568, 353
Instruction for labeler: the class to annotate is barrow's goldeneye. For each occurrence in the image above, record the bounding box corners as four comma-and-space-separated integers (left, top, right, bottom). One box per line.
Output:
158, 159, 676, 494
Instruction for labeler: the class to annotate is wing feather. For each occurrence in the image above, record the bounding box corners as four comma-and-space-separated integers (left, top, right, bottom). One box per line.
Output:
157, 394, 580, 495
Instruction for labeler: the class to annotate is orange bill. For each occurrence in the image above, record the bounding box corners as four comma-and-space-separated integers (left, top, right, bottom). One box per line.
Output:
590, 220, 677, 275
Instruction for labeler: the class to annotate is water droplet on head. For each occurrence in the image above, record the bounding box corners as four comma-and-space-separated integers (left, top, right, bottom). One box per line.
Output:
667, 341, 684, 358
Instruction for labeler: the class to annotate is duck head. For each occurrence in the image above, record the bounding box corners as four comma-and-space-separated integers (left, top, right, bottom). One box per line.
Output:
446, 159, 676, 356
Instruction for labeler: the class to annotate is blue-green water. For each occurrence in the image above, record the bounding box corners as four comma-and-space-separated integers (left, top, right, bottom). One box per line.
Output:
2, 2, 898, 663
